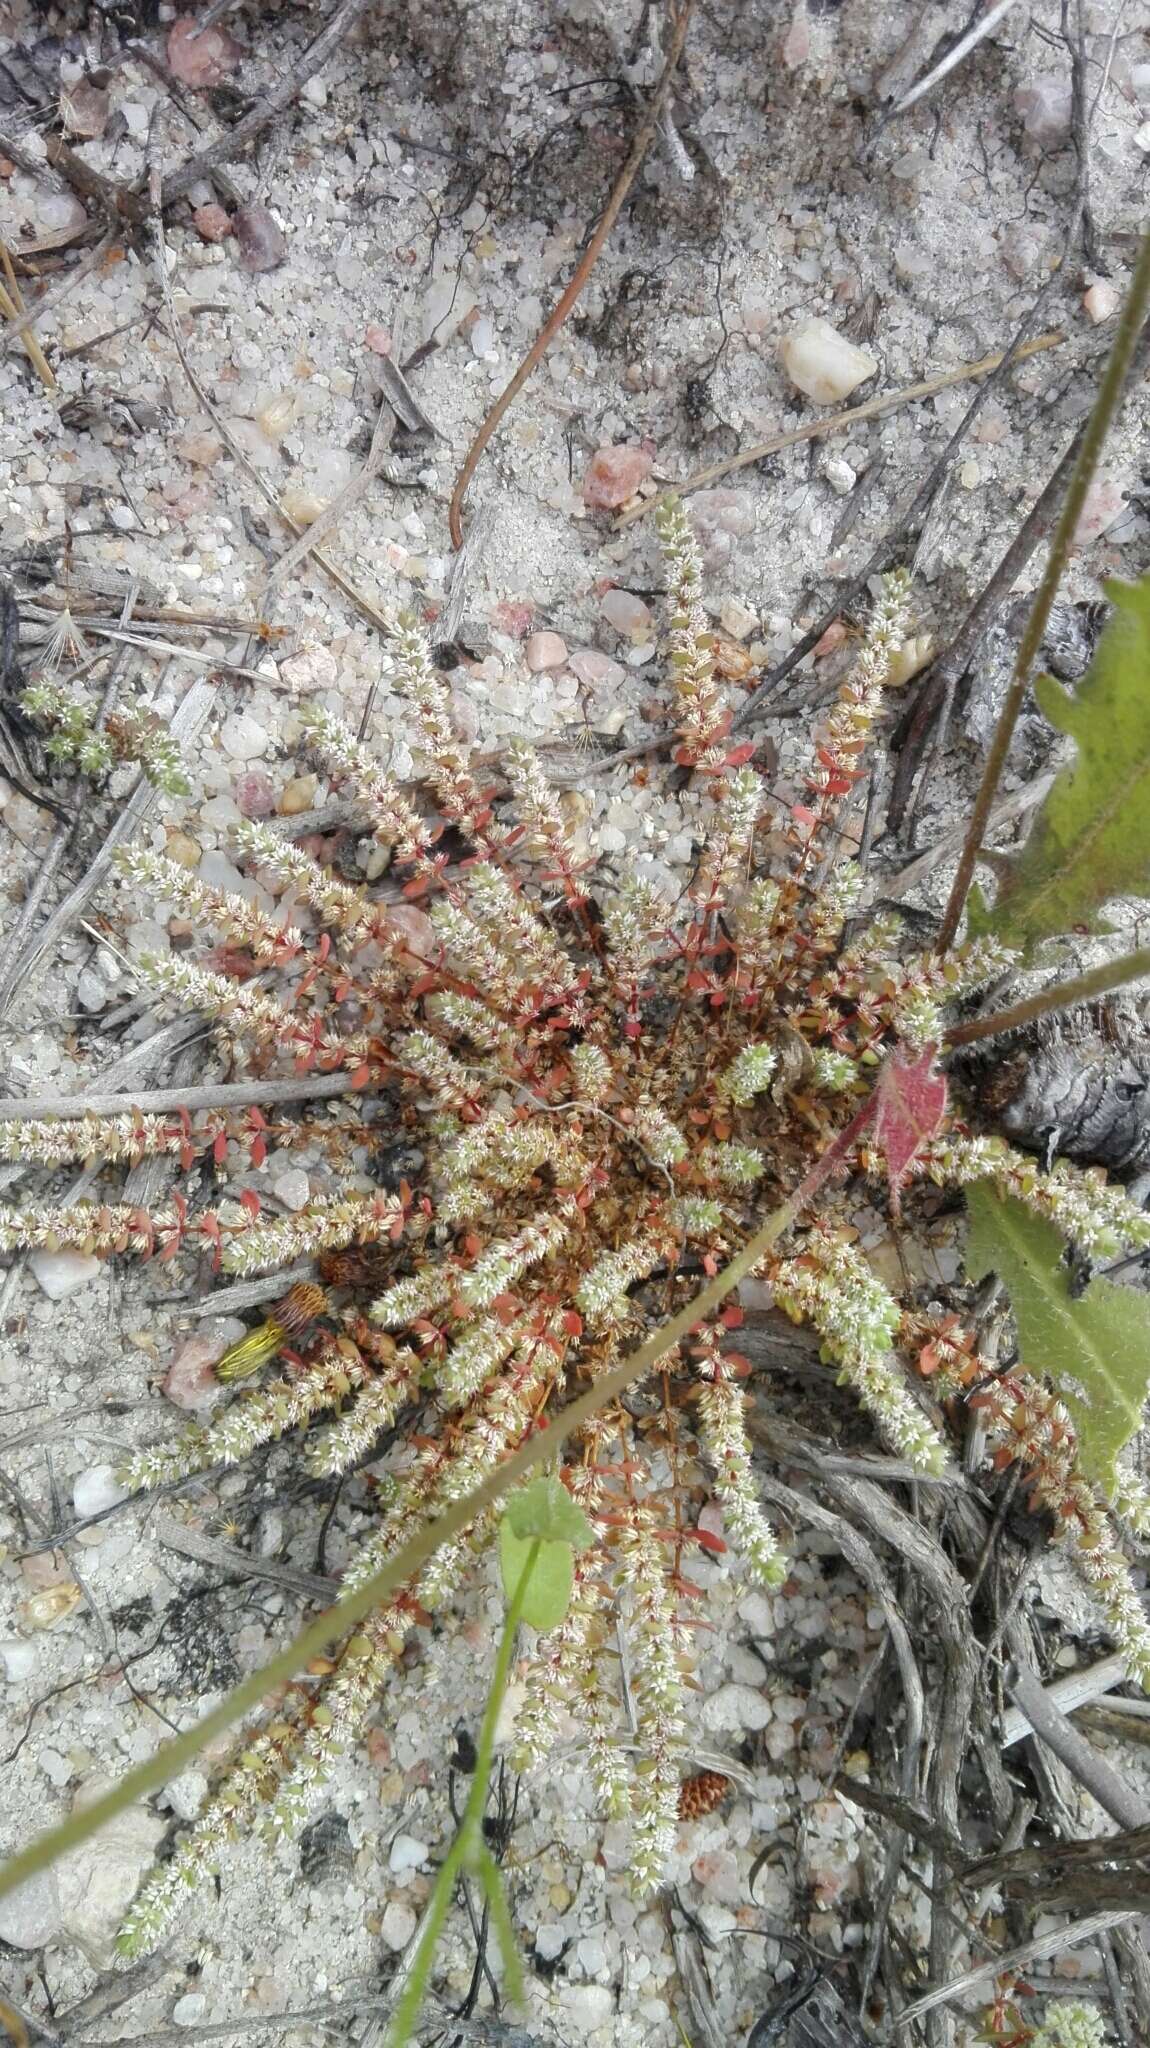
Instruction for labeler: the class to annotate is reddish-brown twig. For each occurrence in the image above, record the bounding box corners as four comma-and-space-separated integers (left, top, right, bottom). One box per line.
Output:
447, 1, 695, 549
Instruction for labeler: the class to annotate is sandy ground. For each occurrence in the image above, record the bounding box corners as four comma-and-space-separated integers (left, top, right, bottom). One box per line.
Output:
0, 0, 1148, 2043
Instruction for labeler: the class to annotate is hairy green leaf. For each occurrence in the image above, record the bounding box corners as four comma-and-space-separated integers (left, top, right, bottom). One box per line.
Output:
498, 1525, 573, 1630
968, 577, 1150, 952
965, 1181, 1150, 1492
503, 1473, 594, 1548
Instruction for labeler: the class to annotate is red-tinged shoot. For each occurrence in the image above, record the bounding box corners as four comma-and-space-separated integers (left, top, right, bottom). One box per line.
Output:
2, 503, 1147, 1950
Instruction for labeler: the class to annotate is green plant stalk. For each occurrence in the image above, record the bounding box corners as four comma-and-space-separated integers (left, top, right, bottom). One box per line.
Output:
945, 945, 1150, 1047
937, 222, 1150, 954
0, 1109, 866, 1909
386, 1540, 538, 2048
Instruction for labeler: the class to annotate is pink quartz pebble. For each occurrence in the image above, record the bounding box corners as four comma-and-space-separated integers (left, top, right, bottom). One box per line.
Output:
582, 442, 654, 510
167, 13, 242, 88
525, 631, 568, 672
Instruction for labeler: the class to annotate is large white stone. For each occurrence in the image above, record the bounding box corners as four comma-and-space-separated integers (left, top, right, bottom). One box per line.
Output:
73, 1463, 129, 1519
56, 1779, 167, 1966
700, 1680, 772, 1733
380, 1899, 417, 1950
388, 1831, 428, 1874
559, 1984, 615, 2033
29, 1251, 100, 1300
0, 1869, 61, 1949
779, 318, 877, 405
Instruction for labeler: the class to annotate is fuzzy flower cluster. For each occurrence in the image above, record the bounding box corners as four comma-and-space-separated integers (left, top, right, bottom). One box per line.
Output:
972, 1368, 1150, 1685
2, 503, 1147, 1948
1029, 2006, 1109, 2048
23, 678, 190, 797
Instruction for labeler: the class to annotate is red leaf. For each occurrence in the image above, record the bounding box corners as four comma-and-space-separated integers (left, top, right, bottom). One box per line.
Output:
692, 1527, 728, 1555
561, 1309, 583, 1338
239, 1189, 261, 1219
871, 1044, 948, 1215
212, 1130, 228, 1166
249, 1135, 267, 1168
719, 1304, 743, 1329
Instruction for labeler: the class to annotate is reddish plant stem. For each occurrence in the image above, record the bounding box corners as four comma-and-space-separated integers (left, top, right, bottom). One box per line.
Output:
447, 2, 694, 549
944, 945, 1150, 1048
936, 223, 1150, 954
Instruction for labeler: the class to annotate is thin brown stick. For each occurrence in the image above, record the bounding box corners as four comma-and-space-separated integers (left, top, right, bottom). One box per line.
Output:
1009, 1662, 1150, 1831
944, 946, 1150, 1048
937, 223, 1150, 952
613, 331, 1064, 530
0, 1072, 362, 1124
447, 0, 695, 548
151, 1512, 338, 1601
0, 233, 116, 354
887, 419, 1086, 833
43, 135, 148, 225
884, 771, 1055, 903
0, 245, 56, 390
894, 1912, 1136, 2029
159, 0, 374, 206
731, 302, 1062, 734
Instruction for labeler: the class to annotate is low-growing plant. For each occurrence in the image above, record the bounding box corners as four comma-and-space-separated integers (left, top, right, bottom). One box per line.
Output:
0, 228, 1148, 2000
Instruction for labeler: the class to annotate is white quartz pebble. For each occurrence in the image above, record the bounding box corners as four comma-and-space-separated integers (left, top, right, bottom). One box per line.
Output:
779, 318, 877, 405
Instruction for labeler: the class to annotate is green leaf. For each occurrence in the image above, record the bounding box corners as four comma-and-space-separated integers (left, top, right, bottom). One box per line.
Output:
964, 1181, 1150, 1493
498, 1522, 574, 1631
503, 1474, 593, 1549
967, 577, 1150, 953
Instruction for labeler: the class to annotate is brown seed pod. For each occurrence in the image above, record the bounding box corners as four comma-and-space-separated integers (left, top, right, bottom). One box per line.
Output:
677, 1769, 731, 1820
318, 1243, 395, 1294
215, 1282, 331, 1384
274, 1281, 330, 1334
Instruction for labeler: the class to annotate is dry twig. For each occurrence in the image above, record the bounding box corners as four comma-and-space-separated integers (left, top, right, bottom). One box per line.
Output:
448, 0, 695, 547
159, 0, 375, 207
613, 332, 1063, 531
893, 1912, 1137, 2030
1008, 1661, 1150, 1832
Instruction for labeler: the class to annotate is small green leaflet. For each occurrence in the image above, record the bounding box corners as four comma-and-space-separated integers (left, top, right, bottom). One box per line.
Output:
504, 1475, 594, 1547
965, 1182, 1150, 1493
967, 577, 1150, 954
499, 1477, 594, 1632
